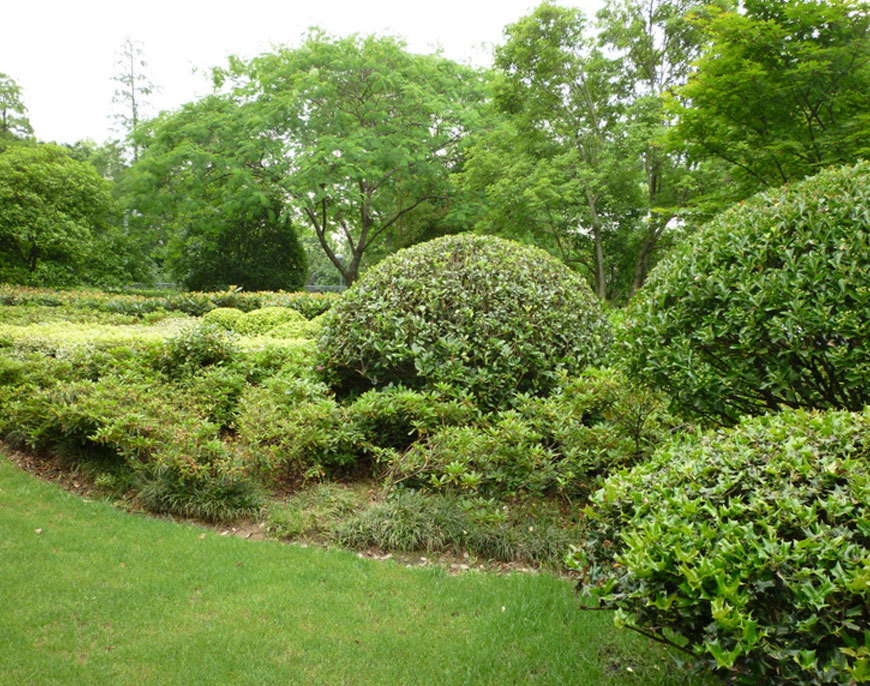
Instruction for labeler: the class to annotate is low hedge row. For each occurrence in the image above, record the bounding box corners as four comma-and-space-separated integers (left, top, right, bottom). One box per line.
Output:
0, 285, 339, 319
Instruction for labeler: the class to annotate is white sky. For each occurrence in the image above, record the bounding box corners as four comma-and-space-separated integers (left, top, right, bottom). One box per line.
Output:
2, 0, 602, 145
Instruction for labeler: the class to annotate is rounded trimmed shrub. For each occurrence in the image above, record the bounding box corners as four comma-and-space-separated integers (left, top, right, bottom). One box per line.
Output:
266, 318, 323, 340
202, 307, 244, 330
572, 408, 870, 685
234, 306, 306, 336
623, 162, 870, 424
317, 234, 611, 409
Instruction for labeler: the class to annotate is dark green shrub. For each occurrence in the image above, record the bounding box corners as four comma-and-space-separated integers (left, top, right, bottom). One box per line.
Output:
385, 369, 678, 498
572, 408, 870, 685
623, 162, 870, 424
389, 414, 559, 498
514, 367, 681, 488
318, 234, 610, 410
182, 366, 248, 430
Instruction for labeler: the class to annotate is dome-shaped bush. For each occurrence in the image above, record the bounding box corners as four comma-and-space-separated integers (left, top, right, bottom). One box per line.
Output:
318, 234, 611, 409
234, 306, 306, 336
623, 162, 870, 424
573, 408, 870, 685
202, 307, 244, 330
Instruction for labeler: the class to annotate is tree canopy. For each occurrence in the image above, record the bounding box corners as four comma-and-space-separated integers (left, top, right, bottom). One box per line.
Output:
0, 73, 33, 144
0, 143, 141, 286
668, 0, 870, 212
215, 32, 487, 285
124, 94, 307, 291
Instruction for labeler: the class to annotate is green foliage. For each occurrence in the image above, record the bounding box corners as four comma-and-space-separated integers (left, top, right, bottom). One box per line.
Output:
572, 408, 870, 685
202, 307, 244, 330
0, 143, 144, 286
235, 373, 363, 480
158, 322, 239, 378
318, 234, 611, 410
265, 483, 366, 540
0, 72, 34, 142
136, 464, 263, 523
264, 317, 323, 340
0, 371, 261, 522
623, 162, 870, 424
668, 0, 870, 214
0, 285, 339, 319
346, 385, 480, 452
217, 31, 486, 285
385, 368, 676, 499
125, 94, 307, 291
233, 306, 306, 336
335, 489, 580, 568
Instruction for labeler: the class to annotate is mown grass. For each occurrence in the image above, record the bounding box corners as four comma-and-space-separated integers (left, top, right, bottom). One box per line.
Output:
0, 454, 714, 685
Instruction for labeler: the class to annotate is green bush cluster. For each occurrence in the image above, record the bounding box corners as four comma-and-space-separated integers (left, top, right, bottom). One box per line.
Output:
203, 306, 323, 339
572, 408, 870, 685
622, 161, 870, 424
233, 306, 307, 335
202, 307, 244, 330
387, 368, 678, 498
318, 234, 611, 410
0, 285, 339, 319
0, 373, 262, 522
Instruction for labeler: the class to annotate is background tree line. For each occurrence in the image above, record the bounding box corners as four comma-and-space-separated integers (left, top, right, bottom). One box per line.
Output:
1, 0, 868, 300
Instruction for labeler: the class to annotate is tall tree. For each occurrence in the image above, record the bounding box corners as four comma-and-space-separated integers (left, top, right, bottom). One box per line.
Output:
461, 0, 717, 300
0, 143, 143, 286
218, 31, 486, 285
668, 0, 870, 213
0, 73, 33, 144
461, 3, 641, 299
123, 94, 307, 291
112, 37, 156, 162
597, 0, 727, 294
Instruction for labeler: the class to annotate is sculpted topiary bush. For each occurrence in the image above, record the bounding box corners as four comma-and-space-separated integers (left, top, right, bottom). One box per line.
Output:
572, 408, 870, 685
622, 162, 870, 424
318, 234, 611, 409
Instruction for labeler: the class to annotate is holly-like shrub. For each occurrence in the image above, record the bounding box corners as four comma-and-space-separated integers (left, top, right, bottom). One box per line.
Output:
572, 408, 870, 685
623, 162, 870, 424
318, 234, 611, 409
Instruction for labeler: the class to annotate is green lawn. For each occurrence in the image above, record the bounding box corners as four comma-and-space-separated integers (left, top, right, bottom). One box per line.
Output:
0, 453, 710, 685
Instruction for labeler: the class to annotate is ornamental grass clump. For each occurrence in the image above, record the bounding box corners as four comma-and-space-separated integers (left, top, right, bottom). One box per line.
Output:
317, 234, 611, 410
572, 408, 870, 685
622, 162, 870, 425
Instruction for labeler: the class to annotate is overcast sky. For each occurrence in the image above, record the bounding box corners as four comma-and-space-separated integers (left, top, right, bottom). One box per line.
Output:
3, 0, 603, 145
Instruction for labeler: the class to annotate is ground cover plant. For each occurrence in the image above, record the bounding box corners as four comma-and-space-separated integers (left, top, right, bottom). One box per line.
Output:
0, 269, 651, 567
